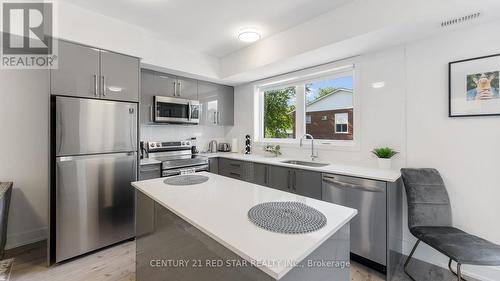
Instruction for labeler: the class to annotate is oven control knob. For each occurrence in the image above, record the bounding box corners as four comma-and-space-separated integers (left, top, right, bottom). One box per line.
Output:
185, 141, 191, 146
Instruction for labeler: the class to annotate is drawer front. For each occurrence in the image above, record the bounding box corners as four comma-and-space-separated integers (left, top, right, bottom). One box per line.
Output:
218, 158, 253, 181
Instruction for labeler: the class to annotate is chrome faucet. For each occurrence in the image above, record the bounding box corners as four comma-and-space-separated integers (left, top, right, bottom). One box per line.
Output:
300, 134, 318, 161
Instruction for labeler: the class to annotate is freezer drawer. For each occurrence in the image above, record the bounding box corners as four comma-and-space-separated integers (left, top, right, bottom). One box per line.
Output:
55, 96, 137, 156
55, 152, 136, 263
322, 174, 387, 267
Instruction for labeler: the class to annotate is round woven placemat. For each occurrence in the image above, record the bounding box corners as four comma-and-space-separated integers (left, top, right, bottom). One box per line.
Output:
248, 201, 327, 234
163, 175, 209, 186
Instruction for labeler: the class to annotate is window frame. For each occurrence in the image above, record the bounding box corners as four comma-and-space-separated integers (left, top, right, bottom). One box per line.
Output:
334, 112, 349, 134
255, 59, 361, 150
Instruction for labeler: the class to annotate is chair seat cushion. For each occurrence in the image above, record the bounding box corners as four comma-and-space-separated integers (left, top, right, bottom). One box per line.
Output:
411, 226, 500, 266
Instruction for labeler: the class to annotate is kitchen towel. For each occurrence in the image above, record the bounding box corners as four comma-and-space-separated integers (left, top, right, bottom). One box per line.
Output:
231, 138, 238, 153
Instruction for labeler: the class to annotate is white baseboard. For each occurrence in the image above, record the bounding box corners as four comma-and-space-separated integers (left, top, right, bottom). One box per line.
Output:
402, 238, 500, 281
5, 227, 47, 250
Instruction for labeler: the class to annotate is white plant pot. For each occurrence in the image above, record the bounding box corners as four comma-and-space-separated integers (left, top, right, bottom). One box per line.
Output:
378, 158, 392, 170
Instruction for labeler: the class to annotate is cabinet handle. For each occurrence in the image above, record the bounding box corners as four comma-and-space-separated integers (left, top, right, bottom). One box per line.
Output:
287, 170, 291, 190
292, 171, 297, 191
173, 82, 177, 96
213, 112, 217, 124
230, 172, 241, 177
229, 162, 241, 167
264, 166, 268, 185
101, 75, 106, 96
93, 74, 98, 97
177, 81, 182, 97
217, 112, 220, 124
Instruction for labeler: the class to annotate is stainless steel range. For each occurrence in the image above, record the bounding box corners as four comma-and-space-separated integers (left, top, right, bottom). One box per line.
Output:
146, 141, 208, 177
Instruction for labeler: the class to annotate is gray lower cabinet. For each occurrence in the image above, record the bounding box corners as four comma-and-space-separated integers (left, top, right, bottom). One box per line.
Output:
267, 165, 292, 192
51, 40, 139, 102
209, 158, 219, 174
260, 164, 322, 199
100, 51, 139, 102
216, 158, 321, 200
294, 169, 322, 200
50, 40, 100, 98
139, 164, 161, 180
253, 163, 269, 186
218, 158, 253, 181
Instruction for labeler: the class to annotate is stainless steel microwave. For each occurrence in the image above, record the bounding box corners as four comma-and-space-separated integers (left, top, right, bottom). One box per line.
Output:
154, 96, 200, 124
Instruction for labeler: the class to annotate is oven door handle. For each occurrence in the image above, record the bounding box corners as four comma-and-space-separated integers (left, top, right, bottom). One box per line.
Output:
188, 101, 192, 121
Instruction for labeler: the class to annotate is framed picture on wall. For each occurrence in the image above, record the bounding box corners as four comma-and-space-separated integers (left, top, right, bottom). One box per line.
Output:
449, 54, 500, 117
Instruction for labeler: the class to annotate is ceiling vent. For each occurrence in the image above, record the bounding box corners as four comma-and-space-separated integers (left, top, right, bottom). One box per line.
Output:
441, 12, 481, 27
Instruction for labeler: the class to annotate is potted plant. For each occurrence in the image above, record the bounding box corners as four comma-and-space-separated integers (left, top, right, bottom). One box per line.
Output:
263, 144, 282, 157
372, 147, 398, 169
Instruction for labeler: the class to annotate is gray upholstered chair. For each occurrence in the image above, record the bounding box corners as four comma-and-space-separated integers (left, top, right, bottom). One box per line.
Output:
0, 182, 12, 259
400, 168, 500, 281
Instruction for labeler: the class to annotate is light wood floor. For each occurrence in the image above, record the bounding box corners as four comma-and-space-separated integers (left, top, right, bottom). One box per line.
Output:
6, 240, 385, 281
8, 240, 478, 281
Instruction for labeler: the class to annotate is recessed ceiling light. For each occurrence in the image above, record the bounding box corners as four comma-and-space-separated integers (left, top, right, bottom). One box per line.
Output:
238, 29, 261, 43
371, 81, 385, 89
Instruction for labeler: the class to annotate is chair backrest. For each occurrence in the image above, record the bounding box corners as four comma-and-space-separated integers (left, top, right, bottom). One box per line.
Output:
0, 182, 12, 258
400, 168, 452, 229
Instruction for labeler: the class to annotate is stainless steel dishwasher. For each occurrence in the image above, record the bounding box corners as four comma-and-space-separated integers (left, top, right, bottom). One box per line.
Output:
322, 173, 388, 272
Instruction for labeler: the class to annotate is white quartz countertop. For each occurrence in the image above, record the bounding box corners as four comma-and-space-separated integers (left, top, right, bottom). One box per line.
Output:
132, 172, 357, 280
139, 158, 161, 165
201, 152, 401, 182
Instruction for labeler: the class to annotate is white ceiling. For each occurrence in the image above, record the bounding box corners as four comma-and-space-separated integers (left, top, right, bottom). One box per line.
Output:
60, 0, 352, 58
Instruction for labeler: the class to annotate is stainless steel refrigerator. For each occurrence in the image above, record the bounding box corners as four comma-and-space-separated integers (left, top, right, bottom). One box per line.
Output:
49, 96, 137, 264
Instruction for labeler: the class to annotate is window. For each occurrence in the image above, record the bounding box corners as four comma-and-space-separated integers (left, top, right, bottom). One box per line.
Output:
335, 113, 349, 133
263, 86, 296, 139
258, 64, 356, 145
305, 76, 353, 140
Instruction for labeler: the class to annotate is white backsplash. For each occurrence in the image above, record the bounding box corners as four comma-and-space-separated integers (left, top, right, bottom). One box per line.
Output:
140, 124, 228, 152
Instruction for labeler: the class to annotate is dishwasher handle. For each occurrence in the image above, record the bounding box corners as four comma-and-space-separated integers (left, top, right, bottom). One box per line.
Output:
322, 175, 385, 193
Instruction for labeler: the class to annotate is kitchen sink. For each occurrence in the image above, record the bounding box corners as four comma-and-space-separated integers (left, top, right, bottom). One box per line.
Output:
281, 160, 329, 167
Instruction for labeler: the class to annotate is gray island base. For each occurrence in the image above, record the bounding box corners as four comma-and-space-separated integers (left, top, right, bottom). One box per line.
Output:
136, 191, 350, 281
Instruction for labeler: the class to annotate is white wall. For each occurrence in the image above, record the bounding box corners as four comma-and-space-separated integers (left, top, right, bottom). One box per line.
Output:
0, 69, 49, 249
227, 20, 500, 280
404, 20, 500, 280
141, 125, 227, 153
226, 47, 407, 168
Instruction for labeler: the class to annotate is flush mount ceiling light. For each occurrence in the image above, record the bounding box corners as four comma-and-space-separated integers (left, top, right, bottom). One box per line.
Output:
238, 29, 261, 43
371, 81, 385, 89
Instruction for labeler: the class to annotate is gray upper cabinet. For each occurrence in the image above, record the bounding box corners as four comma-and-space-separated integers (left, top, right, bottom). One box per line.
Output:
155, 73, 177, 97
50, 40, 100, 98
100, 51, 139, 102
50, 40, 139, 102
198, 81, 234, 126
176, 77, 198, 100
151, 72, 198, 99
140, 70, 155, 124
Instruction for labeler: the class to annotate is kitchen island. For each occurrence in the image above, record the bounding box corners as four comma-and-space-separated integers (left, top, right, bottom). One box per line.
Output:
132, 172, 357, 281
